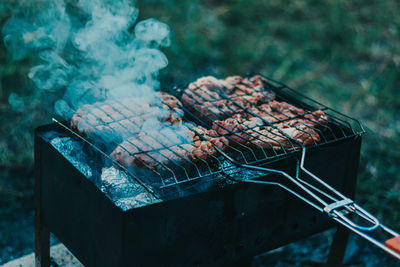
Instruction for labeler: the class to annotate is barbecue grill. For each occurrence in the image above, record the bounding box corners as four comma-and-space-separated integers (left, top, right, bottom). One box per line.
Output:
34, 74, 400, 266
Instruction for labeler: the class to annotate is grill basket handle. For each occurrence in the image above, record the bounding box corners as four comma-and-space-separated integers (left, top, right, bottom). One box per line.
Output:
219, 146, 400, 262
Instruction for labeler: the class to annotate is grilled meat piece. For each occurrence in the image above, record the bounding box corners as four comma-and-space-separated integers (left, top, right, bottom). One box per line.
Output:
303, 110, 329, 126
191, 125, 230, 159
110, 126, 193, 169
212, 100, 327, 149
188, 76, 228, 92
71, 92, 184, 140
247, 121, 321, 151
181, 75, 276, 121
225, 75, 275, 99
248, 101, 328, 126
110, 125, 229, 170
181, 77, 224, 105
181, 78, 234, 120
190, 100, 234, 121
248, 101, 304, 123
212, 114, 264, 144
229, 92, 271, 108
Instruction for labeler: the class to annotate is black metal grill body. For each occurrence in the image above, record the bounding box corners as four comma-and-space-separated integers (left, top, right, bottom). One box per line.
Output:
35, 122, 361, 266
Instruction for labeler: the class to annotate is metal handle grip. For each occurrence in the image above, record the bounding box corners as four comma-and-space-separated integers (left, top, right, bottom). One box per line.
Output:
385, 236, 400, 256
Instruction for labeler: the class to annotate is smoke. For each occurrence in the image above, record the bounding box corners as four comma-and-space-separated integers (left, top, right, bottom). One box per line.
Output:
2, 0, 202, 194
3, 0, 172, 115
2, 0, 196, 154
8, 92, 25, 112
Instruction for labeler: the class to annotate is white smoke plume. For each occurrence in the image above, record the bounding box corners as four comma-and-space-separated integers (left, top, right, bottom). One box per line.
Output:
3, 0, 172, 118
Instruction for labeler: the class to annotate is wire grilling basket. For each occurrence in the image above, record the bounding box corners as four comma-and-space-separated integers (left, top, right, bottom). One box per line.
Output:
53, 74, 400, 260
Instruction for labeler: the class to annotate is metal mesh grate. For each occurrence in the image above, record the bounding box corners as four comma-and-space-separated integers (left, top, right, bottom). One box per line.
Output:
62, 74, 364, 191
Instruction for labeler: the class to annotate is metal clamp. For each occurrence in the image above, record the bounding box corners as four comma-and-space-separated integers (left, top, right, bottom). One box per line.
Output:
324, 199, 353, 214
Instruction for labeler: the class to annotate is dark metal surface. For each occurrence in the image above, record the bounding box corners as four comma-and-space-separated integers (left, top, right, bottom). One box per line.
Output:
327, 227, 350, 267
35, 123, 361, 266
35, 134, 50, 267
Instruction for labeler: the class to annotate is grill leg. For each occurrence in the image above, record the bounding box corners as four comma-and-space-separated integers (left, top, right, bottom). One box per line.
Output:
35, 180, 50, 267
326, 227, 349, 267
35, 217, 50, 267
35, 137, 50, 267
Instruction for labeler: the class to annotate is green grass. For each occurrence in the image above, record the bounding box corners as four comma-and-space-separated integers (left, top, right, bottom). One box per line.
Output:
1, 0, 400, 225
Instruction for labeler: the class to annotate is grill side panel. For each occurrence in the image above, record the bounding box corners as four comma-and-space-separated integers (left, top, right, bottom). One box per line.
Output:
35, 126, 124, 267
120, 136, 361, 266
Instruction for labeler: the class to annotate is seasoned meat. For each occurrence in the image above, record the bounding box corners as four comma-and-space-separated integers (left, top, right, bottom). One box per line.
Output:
181, 75, 276, 121
191, 100, 234, 121
225, 75, 275, 101
110, 125, 229, 170
247, 121, 321, 151
248, 101, 304, 123
192, 125, 230, 154
71, 92, 184, 139
247, 101, 328, 127
230, 92, 271, 108
212, 115, 250, 144
211, 113, 266, 145
181, 79, 235, 120
303, 110, 329, 126
212, 101, 327, 149
75, 74, 331, 175
110, 126, 191, 169
157, 91, 182, 109
181, 79, 223, 105
188, 76, 228, 92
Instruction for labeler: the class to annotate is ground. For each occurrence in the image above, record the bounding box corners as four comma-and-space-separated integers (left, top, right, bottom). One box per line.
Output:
1, 0, 400, 265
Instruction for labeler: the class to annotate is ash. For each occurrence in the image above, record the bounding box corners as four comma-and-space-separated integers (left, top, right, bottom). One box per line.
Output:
49, 135, 160, 211
50, 137, 92, 178
101, 167, 160, 211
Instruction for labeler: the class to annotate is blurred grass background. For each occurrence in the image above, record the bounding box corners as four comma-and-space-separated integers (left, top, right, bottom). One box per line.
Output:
0, 0, 400, 264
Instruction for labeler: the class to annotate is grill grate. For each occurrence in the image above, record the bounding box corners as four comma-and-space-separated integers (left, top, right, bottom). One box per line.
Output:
60, 74, 364, 192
